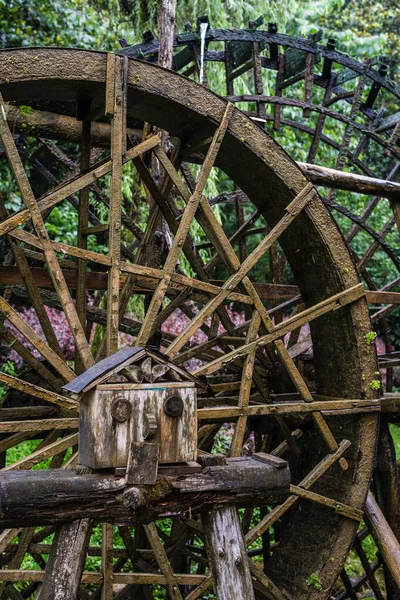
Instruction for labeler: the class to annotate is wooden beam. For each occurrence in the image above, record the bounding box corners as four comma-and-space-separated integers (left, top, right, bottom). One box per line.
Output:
365, 492, 400, 589
0, 456, 290, 527
203, 505, 256, 600
299, 162, 400, 199
3, 104, 141, 147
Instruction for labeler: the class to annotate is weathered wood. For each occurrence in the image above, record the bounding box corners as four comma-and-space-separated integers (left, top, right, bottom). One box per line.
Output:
195, 283, 366, 376
3, 104, 141, 146
289, 485, 363, 521
126, 442, 159, 485
0, 456, 290, 527
106, 55, 126, 357
0, 570, 207, 585
143, 521, 183, 600
36, 519, 92, 600
203, 504, 255, 600
197, 398, 379, 420
299, 162, 400, 199
364, 491, 400, 589
76, 99, 92, 374
0, 134, 160, 238
0, 372, 78, 411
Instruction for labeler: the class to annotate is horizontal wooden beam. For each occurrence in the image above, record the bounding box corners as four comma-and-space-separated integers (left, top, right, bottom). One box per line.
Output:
298, 162, 400, 200
0, 456, 289, 527
0, 570, 208, 586
197, 398, 380, 420
4, 105, 141, 147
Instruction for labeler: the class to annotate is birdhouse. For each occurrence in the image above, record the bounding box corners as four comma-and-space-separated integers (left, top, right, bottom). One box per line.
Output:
63, 347, 202, 484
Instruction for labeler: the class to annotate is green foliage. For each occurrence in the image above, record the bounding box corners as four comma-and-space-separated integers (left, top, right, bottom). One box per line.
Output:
306, 573, 323, 591
364, 331, 378, 345
369, 379, 381, 390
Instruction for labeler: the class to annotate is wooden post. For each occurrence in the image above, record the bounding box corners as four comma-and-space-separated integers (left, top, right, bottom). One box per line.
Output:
158, 0, 177, 70
365, 491, 400, 589
203, 504, 255, 600
36, 519, 92, 600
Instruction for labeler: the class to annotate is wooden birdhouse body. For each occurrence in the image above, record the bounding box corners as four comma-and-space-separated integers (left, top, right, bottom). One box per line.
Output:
63, 347, 202, 477
79, 382, 197, 469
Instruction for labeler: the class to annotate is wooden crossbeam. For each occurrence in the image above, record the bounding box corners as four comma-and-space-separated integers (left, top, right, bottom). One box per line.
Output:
0, 419, 79, 434
1, 433, 78, 472
0, 134, 160, 238
0, 297, 75, 383
0, 91, 94, 370
166, 183, 313, 357
197, 398, 380, 420
195, 284, 365, 376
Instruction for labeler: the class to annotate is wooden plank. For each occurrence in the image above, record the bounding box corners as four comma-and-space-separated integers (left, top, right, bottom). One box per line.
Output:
76, 101, 92, 374
203, 505, 255, 600
289, 485, 363, 521
143, 523, 183, 600
0, 418, 79, 434
230, 312, 261, 456
197, 398, 379, 420
37, 520, 92, 600
1, 432, 78, 471
0, 571, 207, 585
107, 55, 126, 356
9, 227, 111, 266
101, 523, 114, 600
126, 442, 159, 485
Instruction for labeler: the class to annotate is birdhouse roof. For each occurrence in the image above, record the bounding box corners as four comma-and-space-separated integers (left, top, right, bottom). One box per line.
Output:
62, 346, 206, 398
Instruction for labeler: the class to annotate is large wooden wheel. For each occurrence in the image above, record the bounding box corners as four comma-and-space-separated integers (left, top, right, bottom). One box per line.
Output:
121, 24, 400, 598
0, 48, 380, 600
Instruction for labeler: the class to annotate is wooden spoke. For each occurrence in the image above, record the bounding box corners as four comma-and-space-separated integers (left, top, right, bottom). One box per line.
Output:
166, 183, 313, 357
0, 296, 75, 382
106, 55, 127, 356
135, 102, 234, 345
194, 284, 365, 376
0, 134, 160, 238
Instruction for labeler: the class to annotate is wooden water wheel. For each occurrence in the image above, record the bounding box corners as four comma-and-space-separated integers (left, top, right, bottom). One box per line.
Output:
0, 47, 386, 600
119, 23, 400, 598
